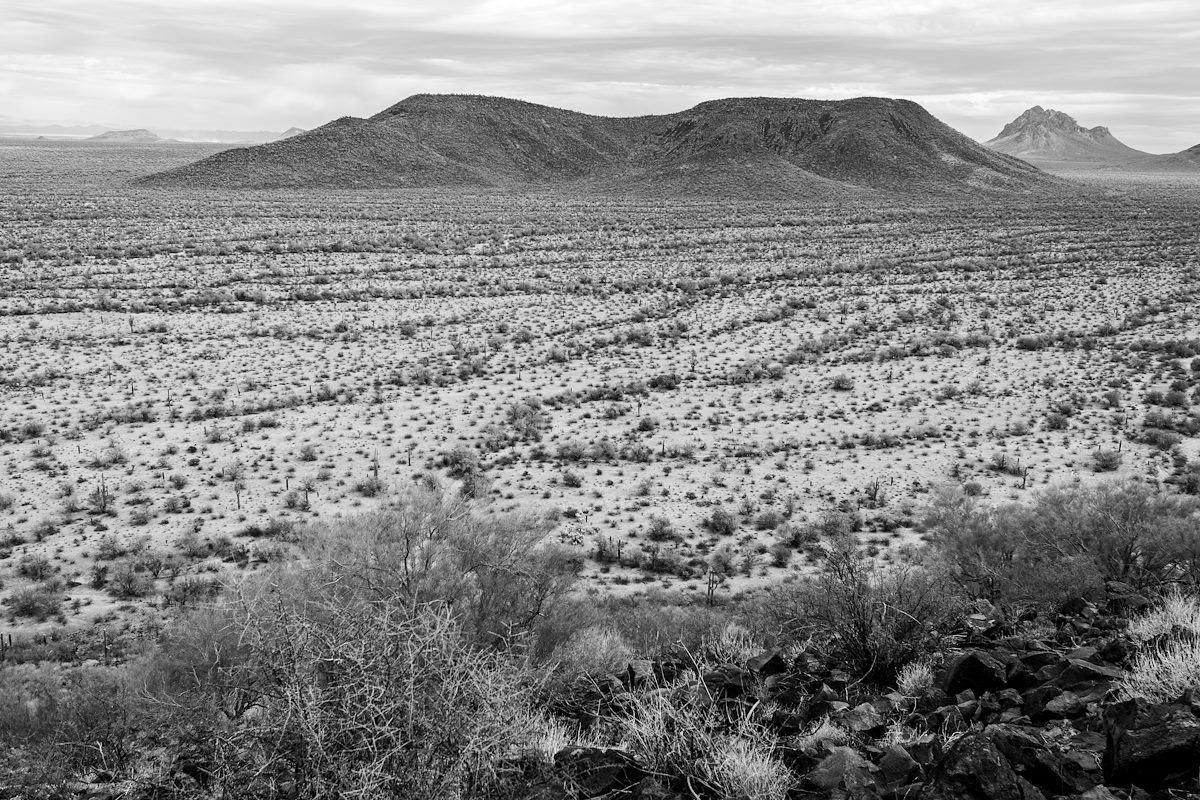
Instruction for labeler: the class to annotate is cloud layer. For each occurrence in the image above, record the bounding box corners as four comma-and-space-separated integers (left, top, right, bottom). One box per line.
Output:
3, 0, 1197, 151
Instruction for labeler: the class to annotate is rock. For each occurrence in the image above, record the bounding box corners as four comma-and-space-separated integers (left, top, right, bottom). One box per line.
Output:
1104, 698, 1200, 791
1079, 787, 1122, 800
813, 682, 840, 702
921, 733, 1046, 800
944, 650, 1008, 695
769, 708, 807, 736
763, 671, 808, 705
745, 649, 788, 677
964, 600, 1007, 637
878, 743, 920, 788
985, 724, 1102, 795
806, 699, 850, 720
554, 746, 646, 798
1056, 658, 1124, 689
903, 733, 941, 766
629, 776, 682, 799
1022, 685, 1063, 719
1019, 650, 1065, 670
1044, 690, 1086, 719
1104, 580, 1151, 615
845, 701, 887, 735
806, 745, 880, 796
700, 665, 748, 700
925, 703, 969, 734
1058, 596, 1096, 617
1096, 638, 1135, 666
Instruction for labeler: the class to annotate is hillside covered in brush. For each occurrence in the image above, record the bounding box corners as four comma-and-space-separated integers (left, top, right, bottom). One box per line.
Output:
140, 94, 1052, 196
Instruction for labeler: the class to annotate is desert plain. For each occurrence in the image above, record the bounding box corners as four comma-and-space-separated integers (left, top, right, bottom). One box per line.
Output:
2, 137, 1199, 636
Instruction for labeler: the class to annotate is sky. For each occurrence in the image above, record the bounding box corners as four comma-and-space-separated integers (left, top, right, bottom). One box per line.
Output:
2, 0, 1198, 152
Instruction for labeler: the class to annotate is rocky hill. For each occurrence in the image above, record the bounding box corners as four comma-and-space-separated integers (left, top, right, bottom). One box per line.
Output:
985, 107, 1148, 163
139, 94, 1052, 196
1116, 142, 1200, 172
87, 129, 166, 143
273, 126, 306, 141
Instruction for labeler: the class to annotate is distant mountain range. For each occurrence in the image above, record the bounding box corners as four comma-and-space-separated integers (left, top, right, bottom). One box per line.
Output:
138, 94, 1053, 196
0, 118, 301, 144
986, 107, 1199, 170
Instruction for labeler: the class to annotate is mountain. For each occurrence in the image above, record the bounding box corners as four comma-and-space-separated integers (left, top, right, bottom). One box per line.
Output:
139, 94, 1052, 196
985, 107, 1148, 163
273, 127, 307, 141
88, 129, 166, 143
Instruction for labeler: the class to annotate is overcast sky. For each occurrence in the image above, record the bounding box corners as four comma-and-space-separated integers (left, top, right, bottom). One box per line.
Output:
3, 0, 1198, 152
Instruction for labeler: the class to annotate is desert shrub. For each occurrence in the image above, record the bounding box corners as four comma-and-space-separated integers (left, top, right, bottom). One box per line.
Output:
830, 374, 854, 391
754, 509, 784, 531
1118, 636, 1200, 703
895, 660, 936, 698
555, 441, 587, 462
300, 487, 579, 649
9, 585, 63, 621
505, 397, 549, 442
353, 476, 384, 497
151, 582, 550, 799
1127, 591, 1200, 641
706, 506, 739, 536
106, 561, 153, 599
540, 595, 730, 661
164, 575, 222, 607
604, 687, 792, 800
756, 538, 961, 685
95, 534, 127, 560
441, 445, 482, 478
17, 554, 52, 581
645, 515, 679, 542
926, 481, 1200, 604
1093, 449, 1122, 472
546, 625, 633, 678
0, 663, 142, 784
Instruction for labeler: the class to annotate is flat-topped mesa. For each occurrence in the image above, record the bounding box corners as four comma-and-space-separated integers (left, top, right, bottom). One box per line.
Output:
88, 129, 165, 143
139, 93, 1054, 196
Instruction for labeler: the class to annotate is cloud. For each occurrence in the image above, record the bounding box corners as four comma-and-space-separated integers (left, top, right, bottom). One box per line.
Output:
2, 0, 1197, 151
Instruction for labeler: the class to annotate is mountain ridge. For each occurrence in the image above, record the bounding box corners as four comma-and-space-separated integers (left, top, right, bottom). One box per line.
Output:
139, 94, 1054, 196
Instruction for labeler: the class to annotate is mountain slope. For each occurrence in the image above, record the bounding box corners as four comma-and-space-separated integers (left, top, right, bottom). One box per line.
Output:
1115, 143, 1200, 172
140, 94, 1053, 195
985, 107, 1147, 163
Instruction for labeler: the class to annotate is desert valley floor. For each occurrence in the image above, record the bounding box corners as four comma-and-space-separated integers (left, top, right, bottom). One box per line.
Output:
2, 139, 1200, 632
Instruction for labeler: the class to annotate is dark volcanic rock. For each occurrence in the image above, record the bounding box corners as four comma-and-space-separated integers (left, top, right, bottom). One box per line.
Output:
920, 733, 1047, 800
945, 650, 1009, 695
807, 746, 880, 796
1104, 697, 1200, 791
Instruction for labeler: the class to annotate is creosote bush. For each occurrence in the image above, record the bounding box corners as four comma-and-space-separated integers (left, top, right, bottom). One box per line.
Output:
756, 536, 961, 686
925, 480, 1200, 608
